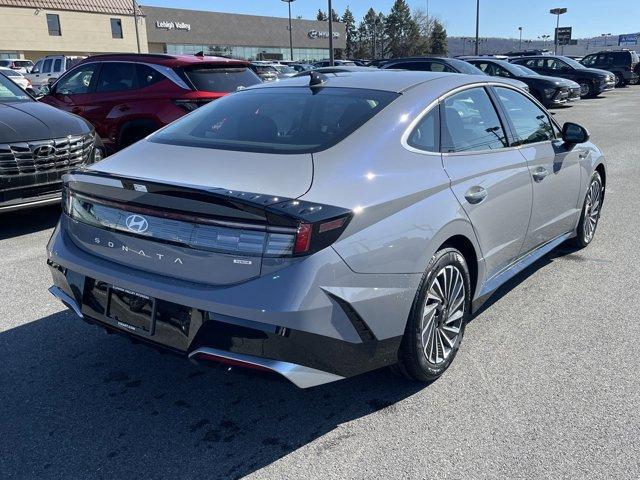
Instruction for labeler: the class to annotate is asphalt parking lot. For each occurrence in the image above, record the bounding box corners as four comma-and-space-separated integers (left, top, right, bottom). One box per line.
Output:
2, 87, 640, 480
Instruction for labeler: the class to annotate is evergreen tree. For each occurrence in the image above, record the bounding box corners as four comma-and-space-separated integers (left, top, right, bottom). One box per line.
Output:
385, 0, 422, 58
342, 7, 357, 58
330, 9, 340, 22
316, 9, 328, 21
429, 20, 448, 54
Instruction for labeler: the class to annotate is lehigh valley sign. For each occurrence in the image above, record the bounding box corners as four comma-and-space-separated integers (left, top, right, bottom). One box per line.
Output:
156, 20, 191, 31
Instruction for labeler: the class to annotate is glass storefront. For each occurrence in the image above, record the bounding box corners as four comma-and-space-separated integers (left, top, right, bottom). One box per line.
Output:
165, 44, 329, 62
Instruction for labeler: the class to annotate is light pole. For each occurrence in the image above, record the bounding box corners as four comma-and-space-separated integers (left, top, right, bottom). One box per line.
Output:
549, 7, 567, 55
461, 37, 467, 56
281, 0, 295, 61
474, 0, 480, 55
132, 0, 141, 53
328, 0, 334, 65
601, 32, 611, 48
518, 26, 523, 50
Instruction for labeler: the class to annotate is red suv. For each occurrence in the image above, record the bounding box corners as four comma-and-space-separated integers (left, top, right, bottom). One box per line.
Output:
40, 53, 261, 153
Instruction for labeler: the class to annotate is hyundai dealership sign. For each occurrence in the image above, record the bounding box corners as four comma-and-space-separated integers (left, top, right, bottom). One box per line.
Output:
156, 20, 191, 31
618, 34, 638, 47
308, 30, 340, 39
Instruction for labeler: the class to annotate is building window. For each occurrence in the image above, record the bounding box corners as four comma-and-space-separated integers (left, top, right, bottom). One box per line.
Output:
46, 14, 61, 36
110, 18, 123, 39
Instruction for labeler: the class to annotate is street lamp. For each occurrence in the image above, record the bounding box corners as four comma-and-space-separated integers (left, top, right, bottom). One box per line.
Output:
549, 7, 567, 55
281, 0, 295, 61
601, 32, 611, 48
518, 26, 523, 50
474, 0, 480, 55
328, 0, 334, 65
131, 0, 141, 53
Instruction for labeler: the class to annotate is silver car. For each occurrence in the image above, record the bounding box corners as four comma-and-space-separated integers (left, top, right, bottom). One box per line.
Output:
47, 71, 606, 388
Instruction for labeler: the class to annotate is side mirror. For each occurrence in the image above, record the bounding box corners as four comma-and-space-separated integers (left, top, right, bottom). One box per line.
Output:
562, 122, 589, 145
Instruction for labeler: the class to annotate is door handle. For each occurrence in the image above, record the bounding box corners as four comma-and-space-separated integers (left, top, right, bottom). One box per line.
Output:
531, 166, 549, 182
464, 186, 488, 204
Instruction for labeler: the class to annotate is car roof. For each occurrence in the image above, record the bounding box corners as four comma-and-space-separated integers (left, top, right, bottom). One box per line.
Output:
77, 53, 249, 67
250, 70, 472, 93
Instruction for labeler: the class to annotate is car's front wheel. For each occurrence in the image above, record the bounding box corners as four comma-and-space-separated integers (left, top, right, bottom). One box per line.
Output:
614, 73, 625, 88
579, 81, 593, 98
395, 248, 471, 382
572, 171, 604, 248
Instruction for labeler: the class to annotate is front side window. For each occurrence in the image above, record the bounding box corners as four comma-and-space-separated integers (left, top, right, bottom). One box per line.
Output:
581, 55, 596, 66
441, 87, 507, 153
407, 107, 439, 152
495, 87, 554, 145
151, 87, 399, 154
545, 59, 570, 70
46, 14, 61, 36
96, 62, 135, 93
31, 59, 43, 74
55, 64, 98, 95
42, 59, 52, 73
110, 18, 123, 39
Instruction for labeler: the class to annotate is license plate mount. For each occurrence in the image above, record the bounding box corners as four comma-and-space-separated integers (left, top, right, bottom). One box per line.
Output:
107, 285, 156, 335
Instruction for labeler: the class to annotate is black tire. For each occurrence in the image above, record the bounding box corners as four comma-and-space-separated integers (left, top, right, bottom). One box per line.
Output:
571, 171, 604, 248
614, 73, 625, 88
394, 247, 471, 383
579, 81, 594, 98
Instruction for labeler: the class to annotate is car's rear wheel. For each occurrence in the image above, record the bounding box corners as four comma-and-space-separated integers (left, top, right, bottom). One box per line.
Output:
571, 171, 604, 248
394, 248, 471, 382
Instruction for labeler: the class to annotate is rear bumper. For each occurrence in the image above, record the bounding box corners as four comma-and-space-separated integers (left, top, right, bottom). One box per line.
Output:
47, 220, 418, 387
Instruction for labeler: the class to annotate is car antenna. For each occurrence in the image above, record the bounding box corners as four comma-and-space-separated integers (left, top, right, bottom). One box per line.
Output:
309, 70, 327, 87
194, 51, 205, 57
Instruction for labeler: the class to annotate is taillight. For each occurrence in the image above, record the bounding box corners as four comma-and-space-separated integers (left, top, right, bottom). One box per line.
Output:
293, 223, 312, 254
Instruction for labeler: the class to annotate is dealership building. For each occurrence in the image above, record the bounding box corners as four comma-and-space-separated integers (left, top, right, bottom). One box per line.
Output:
0, 1, 345, 63
142, 6, 345, 61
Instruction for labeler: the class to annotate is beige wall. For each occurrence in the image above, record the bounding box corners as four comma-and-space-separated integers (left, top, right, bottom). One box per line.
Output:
0, 6, 148, 60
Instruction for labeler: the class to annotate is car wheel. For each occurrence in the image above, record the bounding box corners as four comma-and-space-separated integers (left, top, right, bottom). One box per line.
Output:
579, 81, 593, 98
614, 73, 625, 88
571, 171, 604, 248
394, 247, 471, 382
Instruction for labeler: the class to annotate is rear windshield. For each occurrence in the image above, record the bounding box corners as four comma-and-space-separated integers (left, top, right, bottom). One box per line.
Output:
252, 65, 277, 74
150, 87, 399, 154
0, 73, 31, 102
13, 60, 32, 68
182, 66, 261, 92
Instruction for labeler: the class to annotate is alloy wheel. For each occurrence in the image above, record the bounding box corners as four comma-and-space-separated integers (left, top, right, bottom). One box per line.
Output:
420, 265, 465, 365
579, 82, 591, 97
583, 177, 603, 242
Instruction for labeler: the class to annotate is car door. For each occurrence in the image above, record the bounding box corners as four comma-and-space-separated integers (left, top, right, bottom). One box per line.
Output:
492, 86, 582, 253
46, 62, 99, 117
440, 86, 533, 280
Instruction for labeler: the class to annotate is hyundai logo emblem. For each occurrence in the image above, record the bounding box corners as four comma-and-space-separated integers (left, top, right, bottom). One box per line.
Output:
125, 214, 149, 233
33, 145, 56, 158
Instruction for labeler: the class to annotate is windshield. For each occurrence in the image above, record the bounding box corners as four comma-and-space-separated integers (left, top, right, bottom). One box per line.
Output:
510, 64, 537, 76
182, 66, 261, 92
0, 73, 31, 102
450, 59, 487, 75
274, 65, 296, 74
13, 60, 32, 68
253, 65, 277, 74
560, 56, 586, 69
151, 87, 399, 154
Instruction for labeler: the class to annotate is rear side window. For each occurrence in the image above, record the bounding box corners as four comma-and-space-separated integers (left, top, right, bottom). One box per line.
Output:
407, 107, 439, 152
136, 64, 165, 88
182, 66, 261, 92
150, 87, 399, 154
42, 59, 52, 73
96, 62, 135, 93
53, 58, 62, 72
441, 87, 507, 153
494, 87, 554, 145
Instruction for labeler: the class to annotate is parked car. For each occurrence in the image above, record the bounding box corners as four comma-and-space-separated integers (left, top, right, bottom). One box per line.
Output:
464, 57, 581, 107
47, 71, 605, 388
271, 63, 297, 78
293, 66, 376, 76
249, 62, 279, 82
0, 71, 102, 213
511, 55, 615, 98
25, 55, 86, 92
382, 56, 531, 93
289, 63, 315, 73
313, 59, 357, 68
503, 49, 552, 57
580, 50, 640, 87
0, 67, 33, 93
0, 58, 34, 74
40, 53, 261, 153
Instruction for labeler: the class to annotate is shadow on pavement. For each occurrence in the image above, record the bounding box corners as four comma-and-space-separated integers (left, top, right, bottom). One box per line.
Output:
1, 309, 423, 480
0, 205, 60, 240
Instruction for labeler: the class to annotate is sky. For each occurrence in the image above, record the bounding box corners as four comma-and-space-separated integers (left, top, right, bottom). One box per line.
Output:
144, 0, 639, 40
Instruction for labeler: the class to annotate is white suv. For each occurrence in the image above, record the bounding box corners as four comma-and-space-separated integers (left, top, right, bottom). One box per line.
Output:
25, 55, 85, 91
